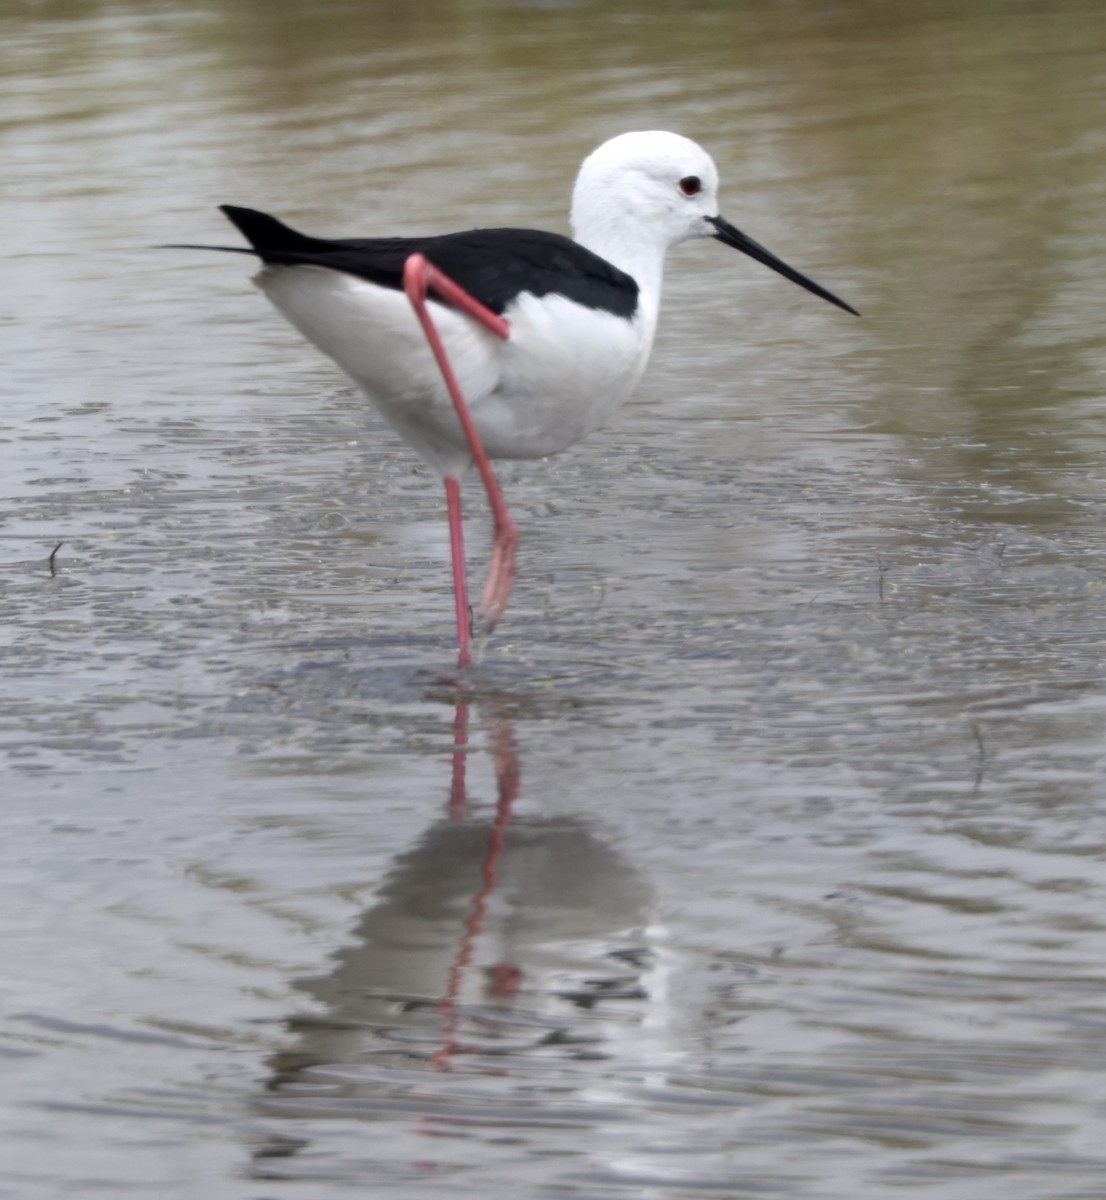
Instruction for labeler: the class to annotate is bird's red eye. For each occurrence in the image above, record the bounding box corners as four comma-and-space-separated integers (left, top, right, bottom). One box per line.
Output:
679, 175, 701, 197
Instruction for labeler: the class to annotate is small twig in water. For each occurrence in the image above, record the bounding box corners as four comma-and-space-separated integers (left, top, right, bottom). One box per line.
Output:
971, 721, 987, 791
48, 542, 63, 577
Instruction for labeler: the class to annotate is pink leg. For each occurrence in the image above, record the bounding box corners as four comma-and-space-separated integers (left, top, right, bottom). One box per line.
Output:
444, 476, 472, 666
402, 254, 517, 652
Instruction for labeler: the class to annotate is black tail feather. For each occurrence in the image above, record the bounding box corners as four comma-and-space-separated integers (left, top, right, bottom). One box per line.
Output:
159, 243, 259, 255
218, 205, 326, 254
160, 206, 339, 266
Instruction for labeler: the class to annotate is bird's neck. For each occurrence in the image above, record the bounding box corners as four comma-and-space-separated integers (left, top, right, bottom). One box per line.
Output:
577, 223, 667, 342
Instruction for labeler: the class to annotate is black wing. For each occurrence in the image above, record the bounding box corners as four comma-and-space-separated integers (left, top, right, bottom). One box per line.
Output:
214, 205, 639, 320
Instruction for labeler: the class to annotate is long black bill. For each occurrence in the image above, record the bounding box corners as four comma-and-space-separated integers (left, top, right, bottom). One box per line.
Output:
707, 215, 859, 317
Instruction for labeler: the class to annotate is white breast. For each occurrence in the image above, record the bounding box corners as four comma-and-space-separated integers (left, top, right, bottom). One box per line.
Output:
478, 290, 651, 459
255, 265, 652, 479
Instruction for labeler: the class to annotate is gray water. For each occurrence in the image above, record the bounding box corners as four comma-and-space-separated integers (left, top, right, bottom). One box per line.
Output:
3, 2, 1106, 1197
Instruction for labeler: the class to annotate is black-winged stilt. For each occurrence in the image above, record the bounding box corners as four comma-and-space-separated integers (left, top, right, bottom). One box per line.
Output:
173, 131, 857, 664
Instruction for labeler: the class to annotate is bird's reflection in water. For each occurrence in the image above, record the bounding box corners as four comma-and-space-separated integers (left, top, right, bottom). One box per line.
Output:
261, 695, 654, 1120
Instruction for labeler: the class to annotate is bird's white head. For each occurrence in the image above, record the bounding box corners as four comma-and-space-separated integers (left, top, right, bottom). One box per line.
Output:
570, 131, 721, 260
569, 129, 859, 319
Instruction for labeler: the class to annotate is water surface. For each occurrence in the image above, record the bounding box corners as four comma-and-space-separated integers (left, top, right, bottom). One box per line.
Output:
2, 2, 1106, 1197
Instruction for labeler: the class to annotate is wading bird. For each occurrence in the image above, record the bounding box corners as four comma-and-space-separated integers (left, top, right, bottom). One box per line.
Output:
174, 131, 857, 664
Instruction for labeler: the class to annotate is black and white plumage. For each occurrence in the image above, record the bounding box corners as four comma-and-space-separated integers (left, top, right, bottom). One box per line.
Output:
174, 131, 856, 656
182, 130, 855, 479
215, 207, 641, 321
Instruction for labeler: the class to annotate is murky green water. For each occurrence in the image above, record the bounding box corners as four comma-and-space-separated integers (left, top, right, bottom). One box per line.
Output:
3, 1, 1106, 1197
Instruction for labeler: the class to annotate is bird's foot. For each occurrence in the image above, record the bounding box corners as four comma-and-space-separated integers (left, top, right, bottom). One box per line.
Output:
477, 516, 519, 633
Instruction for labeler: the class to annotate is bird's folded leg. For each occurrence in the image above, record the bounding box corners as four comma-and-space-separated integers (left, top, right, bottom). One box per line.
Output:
402, 254, 516, 655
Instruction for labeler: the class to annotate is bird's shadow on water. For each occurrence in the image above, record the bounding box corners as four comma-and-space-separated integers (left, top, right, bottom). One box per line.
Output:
246, 676, 660, 1175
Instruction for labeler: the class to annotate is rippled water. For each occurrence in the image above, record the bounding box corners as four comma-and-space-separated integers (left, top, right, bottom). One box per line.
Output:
3, 2, 1106, 1197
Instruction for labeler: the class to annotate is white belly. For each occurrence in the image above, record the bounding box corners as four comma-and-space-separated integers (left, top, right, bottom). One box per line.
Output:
255, 265, 652, 478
